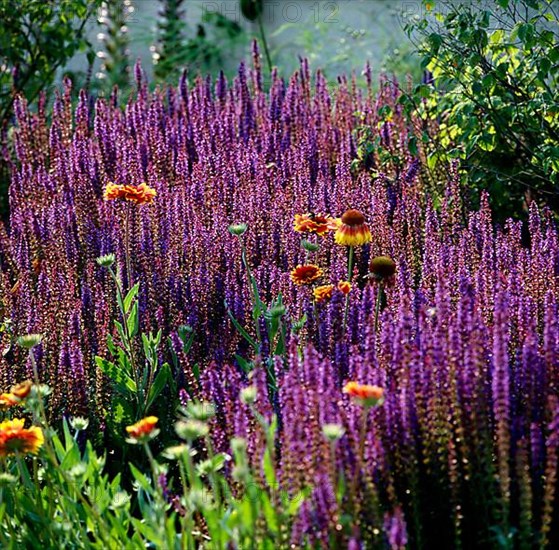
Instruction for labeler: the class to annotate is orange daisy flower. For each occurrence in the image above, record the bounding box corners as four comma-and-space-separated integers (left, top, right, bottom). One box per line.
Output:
126, 416, 159, 440
0, 393, 19, 409
338, 281, 352, 295
313, 284, 335, 302
343, 382, 384, 406
290, 264, 323, 286
104, 182, 157, 205
334, 209, 372, 247
0, 418, 44, 456
11, 380, 32, 399
294, 213, 338, 236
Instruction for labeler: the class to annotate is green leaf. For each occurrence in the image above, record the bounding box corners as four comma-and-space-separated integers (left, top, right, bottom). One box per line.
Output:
262, 447, 277, 489
146, 363, 171, 411
123, 283, 140, 313
260, 492, 278, 534
235, 353, 253, 374
95, 356, 136, 394
284, 486, 311, 516
226, 304, 259, 351
127, 301, 139, 338
129, 464, 152, 492
177, 325, 195, 355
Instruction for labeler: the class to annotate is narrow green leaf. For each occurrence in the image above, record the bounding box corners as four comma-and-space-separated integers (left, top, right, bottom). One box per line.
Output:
146, 363, 171, 410
95, 356, 136, 394
226, 306, 259, 351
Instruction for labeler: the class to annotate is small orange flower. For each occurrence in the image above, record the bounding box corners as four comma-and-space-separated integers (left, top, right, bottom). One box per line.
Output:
0, 393, 19, 409
294, 213, 337, 236
0, 418, 44, 456
104, 182, 157, 205
338, 281, 352, 295
11, 380, 32, 399
126, 416, 159, 440
314, 284, 335, 302
290, 264, 323, 286
343, 382, 384, 406
334, 209, 372, 247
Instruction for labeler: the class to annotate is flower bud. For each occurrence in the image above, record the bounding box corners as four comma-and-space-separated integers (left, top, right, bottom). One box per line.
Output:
268, 304, 286, 319
231, 437, 248, 454
16, 334, 42, 349
96, 253, 116, 268
228, 223, 248, 236
301, 239, 320, 252
70, 416, 90, 431
162, 444, 191, 460
322, 423, 346, 441
182, 401, 216, 421
175, 419, 209, 441
240, 385, 257, 405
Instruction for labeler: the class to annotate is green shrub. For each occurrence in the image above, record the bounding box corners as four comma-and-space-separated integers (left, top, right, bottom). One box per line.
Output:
402, 0, 559, 220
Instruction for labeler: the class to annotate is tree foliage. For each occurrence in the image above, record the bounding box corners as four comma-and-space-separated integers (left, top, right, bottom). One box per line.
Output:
402, 0, 559, 220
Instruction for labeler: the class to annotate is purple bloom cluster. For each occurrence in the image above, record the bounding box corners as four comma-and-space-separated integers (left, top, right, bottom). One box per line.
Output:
1, 53, 558, 546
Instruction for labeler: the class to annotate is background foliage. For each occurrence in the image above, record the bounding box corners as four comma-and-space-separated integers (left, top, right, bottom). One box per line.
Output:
402, 0, 559, 221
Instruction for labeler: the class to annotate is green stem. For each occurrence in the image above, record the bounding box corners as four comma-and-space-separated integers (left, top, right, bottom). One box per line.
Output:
351, 405, 371, 517
177, 457, 195, 550
374, 282, 384, 334
124, 204, 133, 289
25, 358, 114, 546
143, 442, 170, 546
204, 434, 222, 509
342, 246, 355, 335
108, 266, 142, 417
257, 15, 273, 74
239, 237, 263, 353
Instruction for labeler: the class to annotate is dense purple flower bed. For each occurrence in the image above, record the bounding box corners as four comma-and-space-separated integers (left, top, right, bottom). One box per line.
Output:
1, 54, 558, 547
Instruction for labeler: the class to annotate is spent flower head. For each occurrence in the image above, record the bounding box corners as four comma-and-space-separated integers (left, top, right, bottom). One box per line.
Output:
368, 256, 397, 285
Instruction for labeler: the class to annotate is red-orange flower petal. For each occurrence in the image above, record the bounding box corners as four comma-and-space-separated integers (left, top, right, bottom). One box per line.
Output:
313, 284, 335, 302
294, 213, 337, 236
11, 380, 32, 399
0, 393, 19, 409
0, 418, 44, 456
335, 209, 372, 247
126, 416, 159, 439
337, 281, 352, 295
290, 264, 323, 285
343, 382, 384, 406
104, 183, 157, 205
